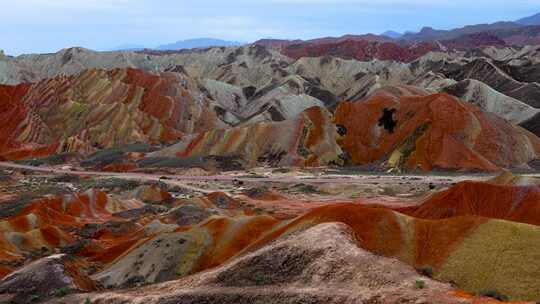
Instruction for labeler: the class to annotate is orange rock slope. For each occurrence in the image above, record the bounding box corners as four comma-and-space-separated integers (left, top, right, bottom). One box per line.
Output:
334, 89, 540, 171
399, 180, 540, 226
0, 68, 225, 160
0, 177, 539, 301
150, 106, 344, 167
0, 189, 145, 264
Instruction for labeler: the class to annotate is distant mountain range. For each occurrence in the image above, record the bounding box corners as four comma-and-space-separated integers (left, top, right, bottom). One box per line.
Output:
156, 38, 243, 50
109, 44, 146, 51
516, 12, 540, 26
107, 12, 540, 53
397, 12, 540, 42
381, 31, 403, 39
110, 38, 243, 52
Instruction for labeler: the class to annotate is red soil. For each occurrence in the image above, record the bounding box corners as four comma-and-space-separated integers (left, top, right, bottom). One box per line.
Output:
282, 40, 440, 62
102, 163, 138, 172
334, 91, 540, 171
400, 181, 540, 226
195, 215, 280, 271
244, 203, 486, 270
0, 68, 223, 160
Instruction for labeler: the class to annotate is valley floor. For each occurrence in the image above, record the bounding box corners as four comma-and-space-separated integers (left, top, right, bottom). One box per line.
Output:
0, 162, 539, 303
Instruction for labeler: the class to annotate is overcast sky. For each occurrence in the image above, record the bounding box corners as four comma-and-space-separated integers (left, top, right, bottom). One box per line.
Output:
2, 0, 540, 55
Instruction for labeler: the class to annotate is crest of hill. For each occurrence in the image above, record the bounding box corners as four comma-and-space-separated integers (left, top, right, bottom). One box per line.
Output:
516, 12, 540, 26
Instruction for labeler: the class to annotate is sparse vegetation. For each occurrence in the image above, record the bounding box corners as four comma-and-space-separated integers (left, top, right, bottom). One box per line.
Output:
29, 294, 40, 302
414, 280, 426, 289
0, 170, 11, 181
479, 289, 509, 301
252, 272, 266, 285
244, 186, 269, 198
79, 177, 139, 192
291, 183, 320, 193
54, 287, 70, 298
85, 297, 92, 304
81, 143, 155, 168
418, 266, 434, 278
137, 156, 204, 168
50, 174, 80, 183
0, 195, 34, 219
16, 153, 77, 166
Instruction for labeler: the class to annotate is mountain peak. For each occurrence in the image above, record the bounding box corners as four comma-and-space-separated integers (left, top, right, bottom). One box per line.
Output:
156, 38, 243, 51
516, 12, 540, 25
381, 31, 403, 39
419, 26, 437, 33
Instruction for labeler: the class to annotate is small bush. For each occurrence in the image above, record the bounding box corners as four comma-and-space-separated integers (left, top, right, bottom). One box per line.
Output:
479, 289, 509, 301
85, 297, 92, 304
418, 266, 434, 278
29, 294, 40, 302
0, 195, 34, 219
252, 272, 266, 285
50, 174, 80, 183
80, 178, 139, 191
16, 153, 76, 166
137, 156, 204, 168
54, 287, 70, 298
81, 149, 124, 168
415, 280, 426, 289
81, 144, 155, 168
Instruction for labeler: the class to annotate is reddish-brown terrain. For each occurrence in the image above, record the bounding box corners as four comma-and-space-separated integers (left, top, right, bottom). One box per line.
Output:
0, 68, 225, 161
334, 89, 540, 171
281, 40, 441, 62
0, 165, 538, 303
1, 13, 540, 304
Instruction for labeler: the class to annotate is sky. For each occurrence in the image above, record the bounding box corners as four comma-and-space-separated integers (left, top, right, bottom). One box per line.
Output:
2, 0, 540, 55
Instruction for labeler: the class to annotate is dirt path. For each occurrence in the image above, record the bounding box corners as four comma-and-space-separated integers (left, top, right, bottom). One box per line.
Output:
2, 161, 536, 191
0, 161, 486, 185
0, 161, 213, 194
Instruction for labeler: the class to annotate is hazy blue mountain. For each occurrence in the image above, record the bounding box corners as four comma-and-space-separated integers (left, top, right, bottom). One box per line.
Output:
381, 31, 403, 39
109, 44, 147, 51
516, 12, 540, 26
402, 22, 521, 41
156, 38, 243, 50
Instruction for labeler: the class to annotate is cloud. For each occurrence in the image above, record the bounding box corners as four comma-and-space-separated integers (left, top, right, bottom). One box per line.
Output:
1, 0, 539, 54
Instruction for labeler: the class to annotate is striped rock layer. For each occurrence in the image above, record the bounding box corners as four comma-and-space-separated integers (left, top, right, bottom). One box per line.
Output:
150, 106, 344, 167
334, 90, 540, 171
0, 179, 539, 301
0, 68, 225, 160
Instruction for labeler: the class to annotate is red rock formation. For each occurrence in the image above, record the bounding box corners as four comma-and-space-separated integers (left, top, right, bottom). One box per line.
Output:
399, 180, 540, 226
442, 33, 507, 49
255, 34, 392, 48
0, 68, 224, 160
282, 40, 440, 62
151, 106, 343, 167
0, 189, 145, 267
334, 89, 540, 171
